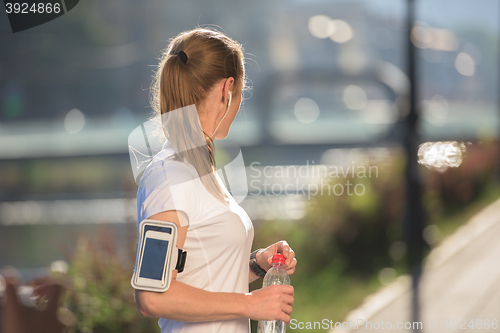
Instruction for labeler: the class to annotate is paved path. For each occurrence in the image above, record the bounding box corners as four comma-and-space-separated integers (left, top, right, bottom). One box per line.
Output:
332, 198, 500, 333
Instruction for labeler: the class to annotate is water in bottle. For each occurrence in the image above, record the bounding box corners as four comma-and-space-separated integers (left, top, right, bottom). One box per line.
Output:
257, 253, 290, 333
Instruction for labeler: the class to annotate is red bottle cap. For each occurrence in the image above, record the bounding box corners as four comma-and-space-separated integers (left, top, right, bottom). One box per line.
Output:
272, 253, 286, 265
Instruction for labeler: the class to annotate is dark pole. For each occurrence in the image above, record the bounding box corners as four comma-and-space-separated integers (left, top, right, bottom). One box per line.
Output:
404, 0, 426, 331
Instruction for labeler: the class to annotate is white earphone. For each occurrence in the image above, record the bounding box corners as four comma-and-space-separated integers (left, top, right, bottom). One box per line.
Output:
227, 91, 232, 109
209, 91, 232, 139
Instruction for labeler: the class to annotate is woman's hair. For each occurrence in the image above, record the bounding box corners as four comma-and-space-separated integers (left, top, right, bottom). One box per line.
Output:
149, 27, 246, 204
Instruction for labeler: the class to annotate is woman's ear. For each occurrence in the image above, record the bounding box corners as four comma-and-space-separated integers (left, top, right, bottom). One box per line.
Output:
222, 77, 235, 102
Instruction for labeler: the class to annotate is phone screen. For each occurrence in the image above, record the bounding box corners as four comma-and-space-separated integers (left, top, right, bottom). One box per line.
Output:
139, 238, 169, 280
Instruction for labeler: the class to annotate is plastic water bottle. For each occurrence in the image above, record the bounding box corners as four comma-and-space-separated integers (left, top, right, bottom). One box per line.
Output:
257, 253, 290, 333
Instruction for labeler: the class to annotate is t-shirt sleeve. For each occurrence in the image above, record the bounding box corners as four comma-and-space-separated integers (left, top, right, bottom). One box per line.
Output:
137, 160, 198, 227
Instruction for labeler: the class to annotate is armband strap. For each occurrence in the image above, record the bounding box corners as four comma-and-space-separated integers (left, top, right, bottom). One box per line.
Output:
175, 248, 187, 273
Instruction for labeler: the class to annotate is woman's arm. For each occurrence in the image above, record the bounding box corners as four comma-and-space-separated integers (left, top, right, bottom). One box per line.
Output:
249, 270, 259, 283
135, 277, 293, 322
134, 210, 294, 323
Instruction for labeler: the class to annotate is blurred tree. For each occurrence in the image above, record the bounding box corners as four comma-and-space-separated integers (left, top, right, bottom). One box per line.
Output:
61, 226, 158, 333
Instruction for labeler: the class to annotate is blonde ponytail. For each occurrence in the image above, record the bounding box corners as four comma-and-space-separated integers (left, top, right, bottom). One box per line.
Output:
149, 27, 245, 204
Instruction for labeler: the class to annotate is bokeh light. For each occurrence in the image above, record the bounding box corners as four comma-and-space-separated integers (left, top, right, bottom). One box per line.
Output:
422, 94, 449, 125
455, 52, 475, 76
411, 22, 432, 49
389, 241, 407, 261
308, 15, 353, 43
463, 42, 482, 65
411, 21, 458, 51
361, 100, 397, 124
423, 224, 440, 245
330, 20, 354, 44
64, 108, 85, 134
308, 15, 336, 39
432, 28, 458, 51
294, 98, 320, 123
50, 260, 69, 274
343, 85, 367, 110
418, 141, 466, 171
378, 267, 397, 286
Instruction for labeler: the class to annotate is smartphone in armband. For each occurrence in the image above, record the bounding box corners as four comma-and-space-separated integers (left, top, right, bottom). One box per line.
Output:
131, 219, 187, 292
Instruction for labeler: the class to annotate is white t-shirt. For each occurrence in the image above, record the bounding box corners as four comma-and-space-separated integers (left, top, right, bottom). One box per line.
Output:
136, 142, 254, 333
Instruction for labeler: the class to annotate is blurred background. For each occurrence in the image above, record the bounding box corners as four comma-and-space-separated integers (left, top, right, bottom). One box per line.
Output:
0, 0, 499, 332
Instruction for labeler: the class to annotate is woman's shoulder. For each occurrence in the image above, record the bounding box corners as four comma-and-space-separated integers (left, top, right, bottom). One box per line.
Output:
141, 156, 199, 188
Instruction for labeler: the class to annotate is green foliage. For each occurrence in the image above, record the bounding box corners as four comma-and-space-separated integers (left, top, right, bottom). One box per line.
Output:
61, 228, 158, 333
254, 148, 407, 279
252, 140, 500, 332
251, 149, 408, 332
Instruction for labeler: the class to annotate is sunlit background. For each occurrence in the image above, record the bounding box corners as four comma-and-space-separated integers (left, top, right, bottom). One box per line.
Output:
0, 0, 499, 332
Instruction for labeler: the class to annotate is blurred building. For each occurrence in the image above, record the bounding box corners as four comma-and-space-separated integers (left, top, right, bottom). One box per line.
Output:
0, 0, 498, 276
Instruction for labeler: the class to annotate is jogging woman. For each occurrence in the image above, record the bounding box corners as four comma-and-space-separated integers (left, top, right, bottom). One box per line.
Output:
134, 27, 297, 333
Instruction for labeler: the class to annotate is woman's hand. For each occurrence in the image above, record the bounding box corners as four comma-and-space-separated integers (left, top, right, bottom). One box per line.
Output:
256, 240, 297, 275
244, 284, 294, 324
